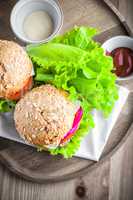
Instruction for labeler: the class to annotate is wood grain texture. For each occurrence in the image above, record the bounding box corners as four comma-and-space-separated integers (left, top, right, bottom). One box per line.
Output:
0, 0, 133, 199
109, 131, 133, 200
104, 0, 133, 36
0, 130, 133, 200
110, 0, 133, 33
0, 0, 131, 183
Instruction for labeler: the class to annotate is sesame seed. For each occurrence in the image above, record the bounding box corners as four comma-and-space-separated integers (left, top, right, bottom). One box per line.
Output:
33, 103, 37, 107
35, 115, 38, 120
32, 134, 36, 139
25, 112, 29, 118
40, 127, 44, 131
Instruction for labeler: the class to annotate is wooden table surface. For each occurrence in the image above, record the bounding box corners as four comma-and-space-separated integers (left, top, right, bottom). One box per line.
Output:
0, 0, 133, 199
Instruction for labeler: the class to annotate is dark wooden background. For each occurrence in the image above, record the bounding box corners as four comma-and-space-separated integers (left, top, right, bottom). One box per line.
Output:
0, 0, 133, 199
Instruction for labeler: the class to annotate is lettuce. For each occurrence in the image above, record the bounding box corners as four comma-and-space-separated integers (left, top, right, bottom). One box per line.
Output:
0, 99, 16, 112
27, 26, 118, 158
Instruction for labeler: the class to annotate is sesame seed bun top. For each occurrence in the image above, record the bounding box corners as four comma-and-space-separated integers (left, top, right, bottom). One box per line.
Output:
14, 84, 79, 148
0, 40, 33, 99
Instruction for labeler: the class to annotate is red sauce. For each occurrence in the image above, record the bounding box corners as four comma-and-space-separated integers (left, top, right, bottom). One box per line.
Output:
108, 47, 133, 77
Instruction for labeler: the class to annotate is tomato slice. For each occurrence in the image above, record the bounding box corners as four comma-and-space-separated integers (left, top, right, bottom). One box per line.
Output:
6, 77, 33, 100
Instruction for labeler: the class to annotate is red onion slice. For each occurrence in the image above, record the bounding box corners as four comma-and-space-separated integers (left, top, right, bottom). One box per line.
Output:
60, 107, 83, 144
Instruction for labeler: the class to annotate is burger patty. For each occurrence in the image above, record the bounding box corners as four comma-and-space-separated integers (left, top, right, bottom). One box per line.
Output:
14, 84, 78, 148
0, 40, 33, 99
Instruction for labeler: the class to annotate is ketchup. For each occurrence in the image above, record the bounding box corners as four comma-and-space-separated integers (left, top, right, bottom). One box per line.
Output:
109, 47, 133, 77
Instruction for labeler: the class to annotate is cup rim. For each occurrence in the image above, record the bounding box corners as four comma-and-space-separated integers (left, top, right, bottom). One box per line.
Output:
10, 0, 63, 44
102, 35, 133, 50
102, 35, 133, 81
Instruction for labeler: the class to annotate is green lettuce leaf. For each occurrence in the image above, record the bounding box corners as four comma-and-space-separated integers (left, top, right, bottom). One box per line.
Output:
0, 99, 16, 113
51, 26, 99, 51
27, 26, 118, 158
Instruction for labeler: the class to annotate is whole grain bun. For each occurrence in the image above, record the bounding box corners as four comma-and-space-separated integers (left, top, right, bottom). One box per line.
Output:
14, 84, 78, 148
0, 40, 33, 99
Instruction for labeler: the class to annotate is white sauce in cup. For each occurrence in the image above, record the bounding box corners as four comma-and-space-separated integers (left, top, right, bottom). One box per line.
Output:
23, 10, 53, 41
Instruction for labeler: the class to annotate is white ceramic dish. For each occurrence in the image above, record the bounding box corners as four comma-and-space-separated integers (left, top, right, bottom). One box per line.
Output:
10, 0, 63, 44
102, 36, 133, 81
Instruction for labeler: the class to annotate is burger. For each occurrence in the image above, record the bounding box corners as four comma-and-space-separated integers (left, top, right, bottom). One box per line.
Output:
14, 84, 83, 149
0, 40, 33, 101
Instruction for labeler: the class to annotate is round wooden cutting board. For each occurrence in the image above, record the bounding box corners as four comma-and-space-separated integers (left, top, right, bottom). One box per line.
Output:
0, 0, 133, 183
